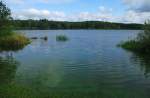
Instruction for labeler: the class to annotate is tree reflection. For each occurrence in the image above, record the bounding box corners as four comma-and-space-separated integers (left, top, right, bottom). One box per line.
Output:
0, 44, 26, 52
130, 53, 150, 78
0, 52, 19, 85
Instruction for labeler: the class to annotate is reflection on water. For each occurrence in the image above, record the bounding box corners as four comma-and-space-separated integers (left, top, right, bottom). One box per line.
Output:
0, 30, 150, 98
130, 53, 150, 78
0, 52, 19, 85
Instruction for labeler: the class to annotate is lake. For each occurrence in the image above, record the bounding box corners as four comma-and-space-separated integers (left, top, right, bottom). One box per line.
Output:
0, 30, 150, 98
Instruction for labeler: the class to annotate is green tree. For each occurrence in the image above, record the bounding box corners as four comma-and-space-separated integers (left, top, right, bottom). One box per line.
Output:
0, 1, 13, 37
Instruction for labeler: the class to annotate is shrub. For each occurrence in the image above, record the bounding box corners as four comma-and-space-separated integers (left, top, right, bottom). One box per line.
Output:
119, 21, 150, 54
0, 34, 31, 51
0, 1, 30, 51
0, 25, 13, 37
0, 1, 13, 37
56, 35, 68, 41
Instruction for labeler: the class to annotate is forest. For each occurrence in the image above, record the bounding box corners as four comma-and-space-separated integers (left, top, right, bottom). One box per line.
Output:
11, 19, 143, 30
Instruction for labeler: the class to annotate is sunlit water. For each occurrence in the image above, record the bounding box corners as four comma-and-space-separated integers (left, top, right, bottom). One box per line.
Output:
0, 30, 150, 98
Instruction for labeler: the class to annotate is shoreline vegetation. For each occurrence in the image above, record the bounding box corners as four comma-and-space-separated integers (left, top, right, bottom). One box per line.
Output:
0, 34, 30, 51
118, 21, 150, 54
56, 35, 68, 41
0, 1, 30, 51
12, 20, 143, 30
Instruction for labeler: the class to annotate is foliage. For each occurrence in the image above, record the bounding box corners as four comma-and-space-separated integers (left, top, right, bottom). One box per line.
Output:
0, 1, 30, 51
119, 21, 150, 54
0, 34, 30, 51
0, 1, 13, 37
56, 35, 68, 41
0, 25, 13, 36
0, 1, 11, 20
11, 19, 143, 30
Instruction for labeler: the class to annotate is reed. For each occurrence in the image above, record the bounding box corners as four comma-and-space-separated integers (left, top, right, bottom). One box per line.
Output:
56, 35, 68, 41
0, 34, 30, 51
119, 21, 150, 54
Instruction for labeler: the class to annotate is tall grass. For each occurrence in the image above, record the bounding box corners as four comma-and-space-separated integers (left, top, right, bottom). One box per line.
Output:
0, 34, 30, 51
119, 21, 150, 54
56, 35, 68, 41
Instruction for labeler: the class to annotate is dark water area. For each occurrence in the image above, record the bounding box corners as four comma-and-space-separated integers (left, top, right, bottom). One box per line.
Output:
0, 30, 150, 98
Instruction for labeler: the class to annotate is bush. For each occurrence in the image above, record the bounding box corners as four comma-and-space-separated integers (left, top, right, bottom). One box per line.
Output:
119, 21, 150, 54
0, 34, 31, 51
0, 1, 30, 51
56, 35, 68, 41
0, 1, 12, 37
0, 25, 13, 37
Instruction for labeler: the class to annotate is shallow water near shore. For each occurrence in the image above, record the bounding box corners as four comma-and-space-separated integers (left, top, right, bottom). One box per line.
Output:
0, 30, 150, 98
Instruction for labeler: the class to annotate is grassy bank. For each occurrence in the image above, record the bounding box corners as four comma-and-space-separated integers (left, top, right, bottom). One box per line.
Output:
119, 21, 150, 54
118, 40, 149, 53
0, 34, 30, 51
0, 1, 31, 51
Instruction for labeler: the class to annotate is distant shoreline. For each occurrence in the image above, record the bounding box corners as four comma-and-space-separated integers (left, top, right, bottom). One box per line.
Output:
12, 20, 144, 30
15, 29, 143, 31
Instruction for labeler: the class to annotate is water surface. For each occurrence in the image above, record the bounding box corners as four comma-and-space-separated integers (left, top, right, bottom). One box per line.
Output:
0, 30, 150, 98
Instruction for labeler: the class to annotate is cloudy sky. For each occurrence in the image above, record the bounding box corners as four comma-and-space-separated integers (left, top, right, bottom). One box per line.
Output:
4, 0, 150, 23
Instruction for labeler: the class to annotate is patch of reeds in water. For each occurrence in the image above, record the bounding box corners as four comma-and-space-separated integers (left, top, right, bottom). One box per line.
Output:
56, 35, 68, 41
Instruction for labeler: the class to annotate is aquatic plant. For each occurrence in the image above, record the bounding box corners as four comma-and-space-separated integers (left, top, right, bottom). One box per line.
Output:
56, 35, 68, 41
119, 21, 150, 54
0, 34, 31, 51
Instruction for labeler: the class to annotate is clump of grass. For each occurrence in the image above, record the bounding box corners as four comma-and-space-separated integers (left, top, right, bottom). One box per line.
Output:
0, 34, 31, 51
56, 35, 68, 41
118, 40, 142, 52
118, 21, 150, 54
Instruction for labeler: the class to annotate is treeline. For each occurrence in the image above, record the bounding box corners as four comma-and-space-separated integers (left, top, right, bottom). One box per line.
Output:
11, 19, 144, 30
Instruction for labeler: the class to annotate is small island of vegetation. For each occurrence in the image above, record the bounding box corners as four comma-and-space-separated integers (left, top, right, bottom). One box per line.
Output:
56, 35, 68, 41
119, 21, 150, 54
0, 1, 30, 51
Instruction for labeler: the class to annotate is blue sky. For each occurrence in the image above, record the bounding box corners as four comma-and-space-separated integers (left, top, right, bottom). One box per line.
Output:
4, 0, 150, 23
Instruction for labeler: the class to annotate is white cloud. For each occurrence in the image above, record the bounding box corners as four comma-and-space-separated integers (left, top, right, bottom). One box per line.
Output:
120, 11, 150, 23
12, 7, 115, 22
12, 6, 150, 23
11, 6, 121, 24
13, 8, 66, 21
5, 0, 150, 23
73, 11, 115, 22
71, 10, 150, 23
121, 0, 150, 23
123, 0, 150, 12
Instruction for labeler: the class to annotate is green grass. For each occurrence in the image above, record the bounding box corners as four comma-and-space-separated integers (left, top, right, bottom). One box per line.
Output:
118, 21, 150, 54
0, 85, 148, 98
56, 35, 68, 41
0, 33, 31, 51
118, 40, 141, 51
118, 37, 150, 54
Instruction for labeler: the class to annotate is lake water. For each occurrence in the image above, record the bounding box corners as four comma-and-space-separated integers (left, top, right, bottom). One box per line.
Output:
0, 30, 150, 98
